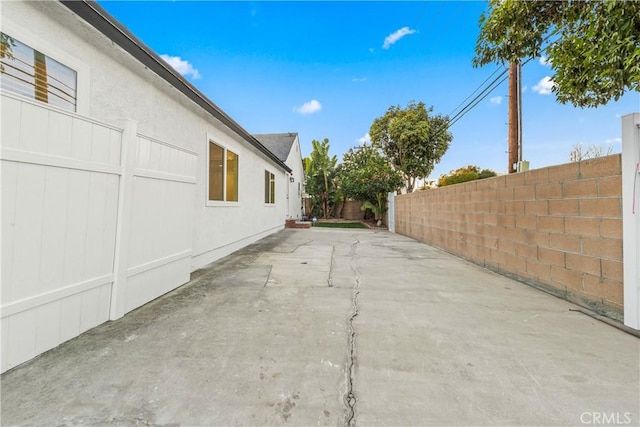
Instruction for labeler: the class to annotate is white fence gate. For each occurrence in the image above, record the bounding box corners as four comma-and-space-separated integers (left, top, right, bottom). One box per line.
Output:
387, 192, 395, 233
1, 94, 197, 372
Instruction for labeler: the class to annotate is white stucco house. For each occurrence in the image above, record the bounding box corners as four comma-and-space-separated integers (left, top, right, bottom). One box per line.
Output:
254, 133, 305, 220
0, 1, 302, 372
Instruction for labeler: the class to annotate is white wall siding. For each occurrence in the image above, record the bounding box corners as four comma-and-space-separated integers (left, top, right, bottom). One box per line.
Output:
285, 136, 305, 220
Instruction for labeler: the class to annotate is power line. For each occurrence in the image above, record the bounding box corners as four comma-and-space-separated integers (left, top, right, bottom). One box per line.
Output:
448, 66, 505, 118
445, 30, 560, 128
449, 68, 509, 126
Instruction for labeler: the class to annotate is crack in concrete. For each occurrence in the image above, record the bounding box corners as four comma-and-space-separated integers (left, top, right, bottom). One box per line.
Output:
271, 240, 315, 254
263, 265, 273, 287
328, 245, 335, 287
344, 236, 361, 426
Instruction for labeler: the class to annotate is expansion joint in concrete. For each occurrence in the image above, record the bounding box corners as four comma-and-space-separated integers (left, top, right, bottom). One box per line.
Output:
344, 237, 361, 426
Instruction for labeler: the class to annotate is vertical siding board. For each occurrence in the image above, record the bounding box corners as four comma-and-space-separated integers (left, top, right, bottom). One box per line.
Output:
35, 301, 62, 354
1, 318, 9, 372
159, 144, 170, 173
38, 166, 69, 294
1, 161, 18, 304
137, 136, 150, 170
63, 169, 90, 285
19, 102, 49, 153
103, 174, 120, 274
7, 310, 38, 370
128, 179, 145, 268
11, 163, 46, 302
84, 172, 109, 278
47, 111, 73, 158
70, 118, 93, 162
97, 284, 112, 324
1, 96, 22, 149
80, 286, 100, 331
91, 123, 111, 163
149, 139, 161, 170
59, 293, 82, 343
108, 129, 123, 167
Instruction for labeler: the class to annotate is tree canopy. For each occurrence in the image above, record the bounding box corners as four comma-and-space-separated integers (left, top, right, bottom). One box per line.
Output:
437, 165, 497, 187
338, 144, 403, 209
369, 101, 452, 193
474, 0, 640, 107
305, 138, 338, 218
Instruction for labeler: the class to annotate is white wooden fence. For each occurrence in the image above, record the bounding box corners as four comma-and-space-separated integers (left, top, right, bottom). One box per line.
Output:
1, 93, 197, 372
387, 191, 395, 232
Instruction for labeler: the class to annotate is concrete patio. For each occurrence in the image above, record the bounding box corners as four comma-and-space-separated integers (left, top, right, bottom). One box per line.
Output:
2, 228, 638, 426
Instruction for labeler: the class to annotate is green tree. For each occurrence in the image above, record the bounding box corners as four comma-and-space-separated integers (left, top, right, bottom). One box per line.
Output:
474, 0, 640, 107
438, 165, 497, 187
305, 138, 338, 219
338, 144, 403, 221
370, 101, 452, 193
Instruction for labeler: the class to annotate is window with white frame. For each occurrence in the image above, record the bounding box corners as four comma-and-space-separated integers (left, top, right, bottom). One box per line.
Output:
264, 170, 275, 204
208, 141, 239, 202
1, 32, 77, 112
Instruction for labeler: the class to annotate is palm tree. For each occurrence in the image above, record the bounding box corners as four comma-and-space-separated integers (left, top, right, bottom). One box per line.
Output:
305, 139, 337, 219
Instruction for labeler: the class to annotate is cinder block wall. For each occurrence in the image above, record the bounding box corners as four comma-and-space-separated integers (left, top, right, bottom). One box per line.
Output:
335, 201, 365, 220
396, 155, 623, 320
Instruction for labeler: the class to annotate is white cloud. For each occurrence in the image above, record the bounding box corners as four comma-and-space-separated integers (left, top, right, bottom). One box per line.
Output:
489, 96, 502, 105
358, 133, 371, 144
605, 137, 621, 144
383, 27, 416, 49
352, 77, 367, 83
532, 76, 556, 95
293, 99, 322, 115
160, 54, 201, 79
539, 56, 551, 66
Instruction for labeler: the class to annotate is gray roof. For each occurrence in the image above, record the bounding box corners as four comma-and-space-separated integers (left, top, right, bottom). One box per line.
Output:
253, 133, 298, 163
60, 1, 291, 173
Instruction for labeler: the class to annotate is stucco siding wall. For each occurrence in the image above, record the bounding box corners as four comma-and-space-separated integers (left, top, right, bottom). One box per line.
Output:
396, 155, 623, 320
285, 137, 305, 220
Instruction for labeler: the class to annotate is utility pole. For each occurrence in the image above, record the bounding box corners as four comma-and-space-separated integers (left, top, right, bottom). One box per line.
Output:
508, 62, 518, 174
517, 62, 523, 168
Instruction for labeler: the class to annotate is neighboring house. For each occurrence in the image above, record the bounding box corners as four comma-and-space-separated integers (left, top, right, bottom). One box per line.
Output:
1, 1, 294, 372
254, 133, 305, 220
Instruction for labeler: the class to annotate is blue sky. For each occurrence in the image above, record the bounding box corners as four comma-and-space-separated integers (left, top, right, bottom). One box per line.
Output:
99, 1, 639, 180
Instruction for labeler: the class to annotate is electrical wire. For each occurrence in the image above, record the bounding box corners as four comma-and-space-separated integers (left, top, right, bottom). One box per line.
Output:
449, 68, 509, 125
448, 66, 505, 118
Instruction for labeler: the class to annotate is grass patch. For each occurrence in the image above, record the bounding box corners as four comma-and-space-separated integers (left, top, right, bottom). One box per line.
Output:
312, 222, 367, 229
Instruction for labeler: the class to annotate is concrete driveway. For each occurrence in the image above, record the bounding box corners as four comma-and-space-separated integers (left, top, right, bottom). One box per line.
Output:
2, 229, 638, 426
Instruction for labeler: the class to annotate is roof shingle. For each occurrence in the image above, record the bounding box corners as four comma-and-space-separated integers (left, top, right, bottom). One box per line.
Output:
253, 133, 298, 163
